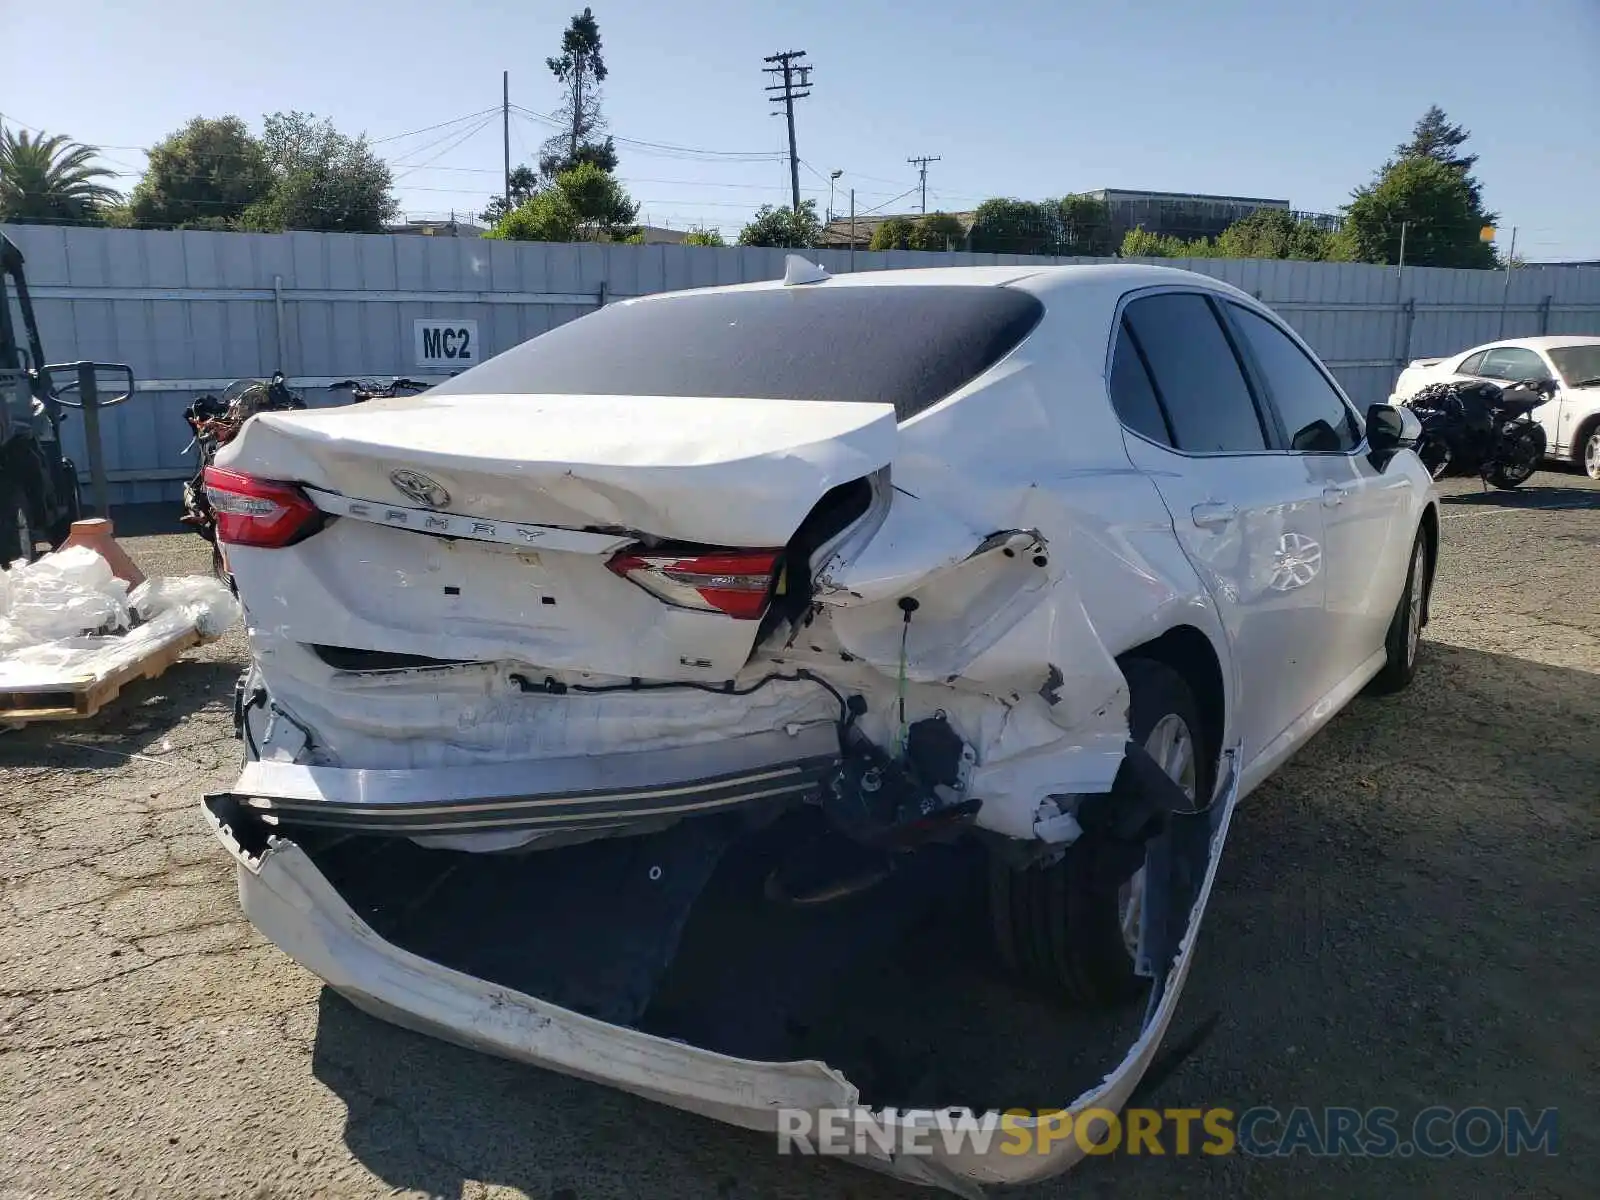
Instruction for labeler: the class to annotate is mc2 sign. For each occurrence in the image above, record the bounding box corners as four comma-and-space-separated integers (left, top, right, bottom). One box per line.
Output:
414, 319, 478, 371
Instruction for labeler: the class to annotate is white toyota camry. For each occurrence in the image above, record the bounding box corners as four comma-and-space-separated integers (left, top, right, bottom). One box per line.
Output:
202, 261, 1438, 1190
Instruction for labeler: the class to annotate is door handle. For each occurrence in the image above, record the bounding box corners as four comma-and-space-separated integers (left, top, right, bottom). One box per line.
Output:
1191, 502, 1239, 529
1322, 485, 1350, 507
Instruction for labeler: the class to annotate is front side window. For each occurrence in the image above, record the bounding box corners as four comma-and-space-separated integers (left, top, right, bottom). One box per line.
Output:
1227, 304, 1361, 452
1479, 347, 1551, 383
1548, 344, 1600, 387
1119, 292, 1269, 453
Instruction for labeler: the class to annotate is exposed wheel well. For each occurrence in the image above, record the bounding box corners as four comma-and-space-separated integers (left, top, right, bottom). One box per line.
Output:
1117, 625, 1225, 780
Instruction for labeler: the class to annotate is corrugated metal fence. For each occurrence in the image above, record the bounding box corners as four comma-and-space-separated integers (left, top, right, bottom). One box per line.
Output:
6, 224, 1599, 505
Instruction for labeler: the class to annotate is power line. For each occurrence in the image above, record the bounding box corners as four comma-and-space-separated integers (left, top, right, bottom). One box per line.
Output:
763, 50, 812, 213
907, 155, 941, 214
392, 115, 497, 182
509, 105, 785, 161
370, 108, 501, 145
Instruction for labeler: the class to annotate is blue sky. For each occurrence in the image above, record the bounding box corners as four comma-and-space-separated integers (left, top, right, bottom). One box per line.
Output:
8, 0, 1598, 258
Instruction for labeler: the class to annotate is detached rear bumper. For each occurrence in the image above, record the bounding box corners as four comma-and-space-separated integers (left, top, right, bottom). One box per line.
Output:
209, 725, 840, 836
203, 749, 1242, 1195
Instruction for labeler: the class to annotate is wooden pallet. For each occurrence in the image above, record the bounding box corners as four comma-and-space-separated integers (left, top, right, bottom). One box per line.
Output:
0, 625, 203, 724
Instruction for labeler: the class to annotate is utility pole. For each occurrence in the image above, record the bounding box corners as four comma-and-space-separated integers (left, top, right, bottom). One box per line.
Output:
502, 70, 511, 214
907, 155, 941, 214
764, 50, 812, 214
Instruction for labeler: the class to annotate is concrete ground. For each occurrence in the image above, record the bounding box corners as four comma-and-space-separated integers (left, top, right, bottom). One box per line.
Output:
2, 471, 1596, 1199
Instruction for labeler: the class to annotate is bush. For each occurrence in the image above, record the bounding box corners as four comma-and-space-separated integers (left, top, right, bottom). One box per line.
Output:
868, 216, 915, 251
682, 229, 725, 246
907, 212, 965, 252
737, 200, 822, 248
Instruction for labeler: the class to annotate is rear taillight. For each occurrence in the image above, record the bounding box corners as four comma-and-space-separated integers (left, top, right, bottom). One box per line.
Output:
606, 548, 783, 620
202, 466, 322, 548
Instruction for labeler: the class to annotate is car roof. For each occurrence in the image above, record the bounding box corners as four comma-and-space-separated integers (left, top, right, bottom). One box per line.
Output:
622, 261, 1255, 308
1458, 335, 1600, 354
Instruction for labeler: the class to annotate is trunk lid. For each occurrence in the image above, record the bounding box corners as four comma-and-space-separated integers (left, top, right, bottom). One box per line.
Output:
217, 391, 895, 547
217, 392, 895, 683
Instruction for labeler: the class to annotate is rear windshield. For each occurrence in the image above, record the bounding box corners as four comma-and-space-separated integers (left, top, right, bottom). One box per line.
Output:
428, 284, 1044, 420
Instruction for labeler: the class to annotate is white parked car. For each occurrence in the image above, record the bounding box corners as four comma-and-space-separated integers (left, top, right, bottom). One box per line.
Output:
202, 262, 1439, 1190
1390, 335, 1600, 478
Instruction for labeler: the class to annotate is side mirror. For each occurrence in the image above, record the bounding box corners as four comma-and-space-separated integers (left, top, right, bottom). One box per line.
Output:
1367, 403, 1421, 455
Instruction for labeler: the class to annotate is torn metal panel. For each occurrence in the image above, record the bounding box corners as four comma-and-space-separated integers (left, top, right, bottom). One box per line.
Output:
202, 743, 1242, 1195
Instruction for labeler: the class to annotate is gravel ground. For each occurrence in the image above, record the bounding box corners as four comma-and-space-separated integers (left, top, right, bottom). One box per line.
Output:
2, 471, 1596, 1200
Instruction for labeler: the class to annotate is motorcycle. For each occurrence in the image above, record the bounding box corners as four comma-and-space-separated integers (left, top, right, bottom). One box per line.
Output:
328, 377, 431, 404
180, 374, 306, 581
1402, 376, 1553, 489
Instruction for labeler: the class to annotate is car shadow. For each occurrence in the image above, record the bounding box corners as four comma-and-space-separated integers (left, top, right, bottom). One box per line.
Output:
0, 659, 241, 771
306, 640, 1600, 1200
1438, 483, 1600, 510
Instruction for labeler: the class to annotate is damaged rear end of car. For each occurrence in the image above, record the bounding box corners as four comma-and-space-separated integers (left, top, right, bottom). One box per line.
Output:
203, 266, 1245, 1192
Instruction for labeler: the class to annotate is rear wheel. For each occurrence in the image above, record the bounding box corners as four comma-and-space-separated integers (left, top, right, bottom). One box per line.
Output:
1366, 529, 1429, 695
0, 481, 39, 566
988, 658, 1210, 1007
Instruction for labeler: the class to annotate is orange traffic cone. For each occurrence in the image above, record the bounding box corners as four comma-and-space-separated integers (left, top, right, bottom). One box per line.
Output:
60, 518, 146, 589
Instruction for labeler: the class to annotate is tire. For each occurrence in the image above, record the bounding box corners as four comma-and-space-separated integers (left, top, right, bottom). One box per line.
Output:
988, 658, 1212, 1008
0, 480, 39, 566
1486, 427, 1543, 489
1365, 529, 1430, 695
1583, 424, 1600, 482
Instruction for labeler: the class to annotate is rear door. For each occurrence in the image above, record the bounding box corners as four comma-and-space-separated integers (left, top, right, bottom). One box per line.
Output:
1111, 289, 1330, 765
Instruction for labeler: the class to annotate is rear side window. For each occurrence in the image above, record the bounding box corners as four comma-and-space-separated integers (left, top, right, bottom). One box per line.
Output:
1120, 293, 1269, 453
1108, 322, 1172, 446
1458, 350, 1489, 377
429, 285, 1045, 421
1226, 304, 1361, 452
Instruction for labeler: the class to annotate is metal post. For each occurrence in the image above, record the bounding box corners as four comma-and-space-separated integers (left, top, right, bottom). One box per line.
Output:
273, 275, 287, 372
1395, 221, 1407, 278
502, 70, 511, 214
1538, 294, 1552, 335
849, 189, 856, 273
1498, 226, 1517, 336
1396, 298, 1416, 376
77, 363, 109, 519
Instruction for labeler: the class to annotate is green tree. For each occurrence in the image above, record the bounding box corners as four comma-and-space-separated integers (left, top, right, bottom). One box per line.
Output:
1396, 105, 1483, 206
737, 200, 822, 248
479, 164, 541, 225
907, 211, 965, 252
485, 160, 638, 242
967, 198, 1055, 255
241, 112, 397, 233
1212, 208, 1336, 261
682, 228, 725, 246
0, 126, 119, 225
540, 8, 616, 180
1340, 155, 1496, 268
1119, 226, 1188, 258
868, 216, 915, 251
127, 116, 272, 230
1055, 194, 1116, 256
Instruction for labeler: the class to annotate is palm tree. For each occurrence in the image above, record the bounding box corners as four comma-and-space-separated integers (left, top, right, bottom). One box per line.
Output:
0, 126, 121, 225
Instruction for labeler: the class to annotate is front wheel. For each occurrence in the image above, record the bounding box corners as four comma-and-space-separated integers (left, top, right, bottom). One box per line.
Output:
1366, 529, 1430, 695
988, 658, 1211, 1007
1583, 426, 1600, 481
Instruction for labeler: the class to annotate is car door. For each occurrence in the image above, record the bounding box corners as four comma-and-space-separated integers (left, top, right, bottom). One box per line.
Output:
1110, 289, 1329, 766
1220, 300, 1412, 681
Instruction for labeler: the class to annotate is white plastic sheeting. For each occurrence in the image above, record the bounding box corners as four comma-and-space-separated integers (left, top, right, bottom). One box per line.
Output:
0, 548, 242, 696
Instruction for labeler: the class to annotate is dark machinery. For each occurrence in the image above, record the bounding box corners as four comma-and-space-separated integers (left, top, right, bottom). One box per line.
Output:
0, 229, 135, 562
